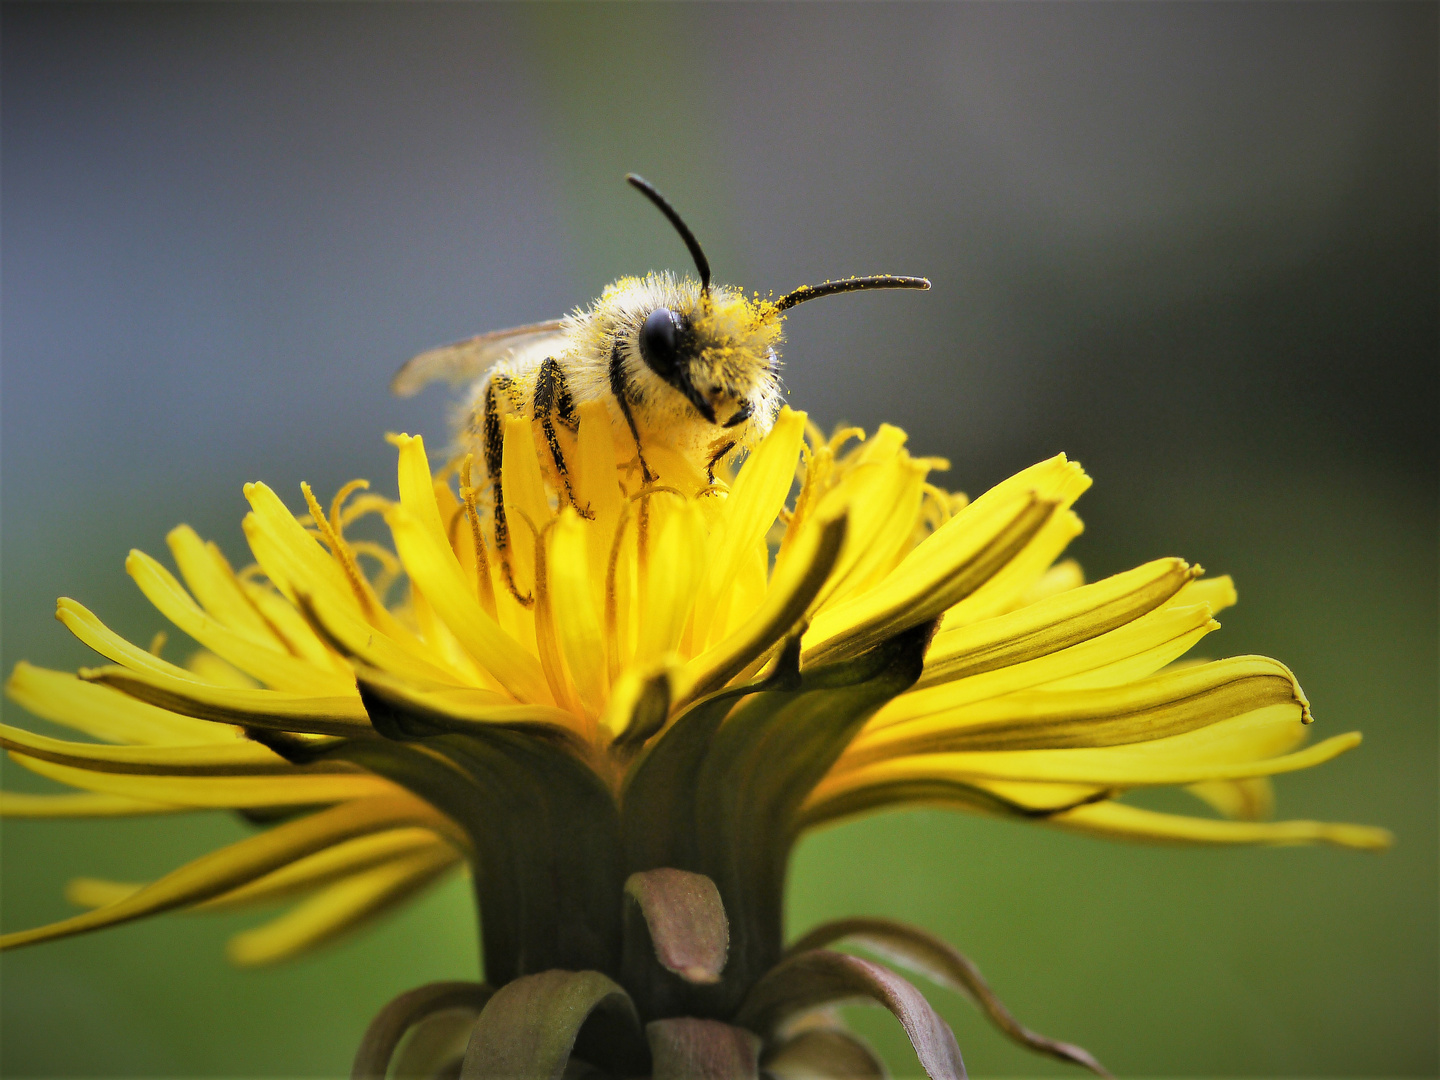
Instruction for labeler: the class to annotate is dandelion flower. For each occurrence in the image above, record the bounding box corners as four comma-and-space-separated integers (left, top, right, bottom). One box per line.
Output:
1, 405, 1390, 1078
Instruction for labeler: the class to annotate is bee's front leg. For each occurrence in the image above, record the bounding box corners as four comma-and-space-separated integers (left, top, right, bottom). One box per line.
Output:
705, 439, 737, 485
533, 358, 594, 519
483, 375, 533, 607
608, 343, 655, 484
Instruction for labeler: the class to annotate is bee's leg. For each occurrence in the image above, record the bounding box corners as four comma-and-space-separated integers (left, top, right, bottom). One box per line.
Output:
484, 375, 533, 607
533, 358, 592, 517
705, 440, 737, 485
722, 401, 753, 429
609, 343, 655, 484
553, 367, 581, 433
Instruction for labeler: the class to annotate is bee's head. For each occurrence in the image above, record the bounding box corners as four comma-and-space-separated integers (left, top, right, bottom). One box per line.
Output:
624, 173, 929, 426
635, 284, 782, 425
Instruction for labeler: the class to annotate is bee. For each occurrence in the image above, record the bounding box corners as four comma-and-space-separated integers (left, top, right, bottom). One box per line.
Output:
393, 174, 928, 601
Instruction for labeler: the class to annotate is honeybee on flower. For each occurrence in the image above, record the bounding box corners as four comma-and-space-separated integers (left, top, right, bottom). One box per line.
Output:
392, 174, 927, 601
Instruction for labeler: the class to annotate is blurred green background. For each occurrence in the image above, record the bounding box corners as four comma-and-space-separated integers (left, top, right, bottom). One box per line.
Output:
2, 4, 1434, 1076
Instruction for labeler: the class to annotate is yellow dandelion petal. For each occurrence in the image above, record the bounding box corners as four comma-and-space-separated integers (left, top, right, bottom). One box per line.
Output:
243, 481, 357, 602
55, 597, 205, 684
547, 508, 609, 721
935, 458, 1092, 627
572, 399, 627, 586
166, 525, 279, 643
920, 557, 1200, 686
7, 661, 241, 745
1018, 557, 1085, 605
500, 416, 554, 596
78, 664, 370, 737
525, 516, 585, 717
1049, 800, 1393, 850
948, 508, 1086, 625
65, 878, 147, 908
804, 428, 929, 611
406, 581, 495, 686
300, 481, 391, 618
246, 487, 464, 685
226, 844, 460, 967
0, 791, 185, 817
1176, 573, 1238, 615
0, 722, 295, 775
966, 454, 1090, 516
634, 495, 706, 667
67, 828, 455, 915
1186, 776, 1275, 821
1034, 605, 1218, 692
638, 438, 710, 495
353, 665, 578, 736
451, 467, 500, 620
9, 754, 398, 808
391, 434, 504, 633
875, 602, 1222, 727
185, 650, 262, 689
676, 510, 847, 708
0, 794, 449, 950
848, 422, 906, 468
203, 828, 456, 912
805, 489, 1054, 666
972, 778, 1111, 813
126, 549, 347, 694
386, 504, 549, 702
833, 718, 1359, 790
604, 507, 638, 683
598, 660, 676, 744
719, 538, 771, 641
391, 434, 480, 577
692, 407, 807, 645
796, 772, 1111, 829
239, 577, 341, 667
291, 571, 466, 690
860, 654, 1312, 754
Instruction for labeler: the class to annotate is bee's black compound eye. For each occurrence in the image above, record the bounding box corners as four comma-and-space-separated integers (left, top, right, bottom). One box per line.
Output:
638, 307, 681, 379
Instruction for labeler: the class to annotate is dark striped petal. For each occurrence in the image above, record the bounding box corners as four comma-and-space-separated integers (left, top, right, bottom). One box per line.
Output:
646, 1017, 760, 1080
788, 918, 1110, 1077
622, 868, 730, 1020
763, 1027, 888, 1080
737, 950, 965, 1080
388, 1006, 478, 1080
625, 868, 729, 984
459, 970, 647, 1080
351, 981, 492, 1080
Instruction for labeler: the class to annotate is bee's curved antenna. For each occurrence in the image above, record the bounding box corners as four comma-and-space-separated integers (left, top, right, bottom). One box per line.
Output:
626, 173, 711, 293
774, 275, 931, 313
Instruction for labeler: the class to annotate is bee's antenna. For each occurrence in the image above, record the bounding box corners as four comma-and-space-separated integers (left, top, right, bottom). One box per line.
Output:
774, 275, 931, 313
626, 173, 711, 293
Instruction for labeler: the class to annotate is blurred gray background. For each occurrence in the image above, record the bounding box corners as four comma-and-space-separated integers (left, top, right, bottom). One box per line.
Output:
2, 4, 1435, 1076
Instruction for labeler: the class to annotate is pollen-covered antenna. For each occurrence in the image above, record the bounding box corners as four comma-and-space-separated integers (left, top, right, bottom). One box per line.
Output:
626, 173, 712, 293
774, 275, 931, 313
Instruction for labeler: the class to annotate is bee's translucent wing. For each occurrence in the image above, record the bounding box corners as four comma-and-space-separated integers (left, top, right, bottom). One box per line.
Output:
391, 318, 568, 398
